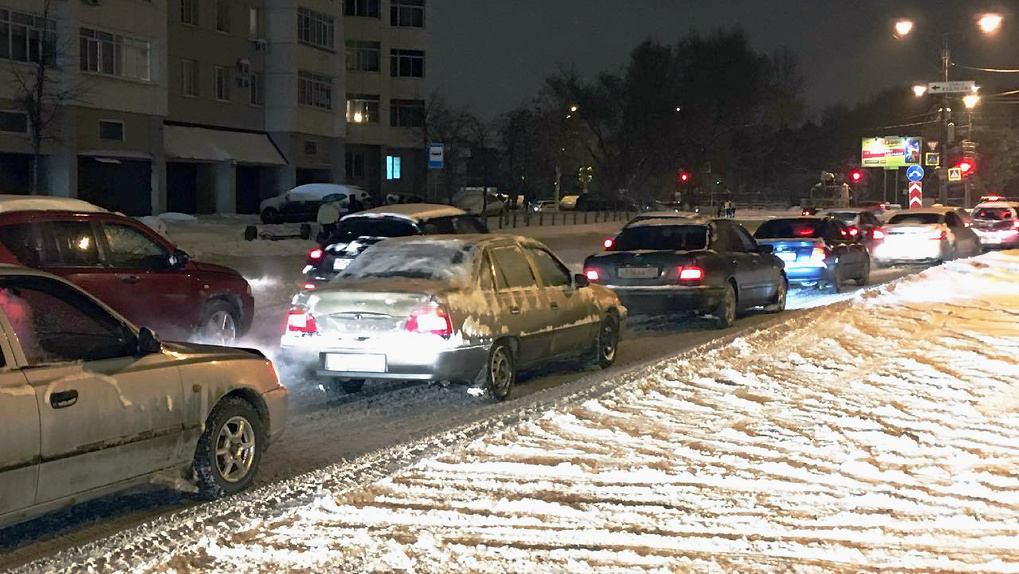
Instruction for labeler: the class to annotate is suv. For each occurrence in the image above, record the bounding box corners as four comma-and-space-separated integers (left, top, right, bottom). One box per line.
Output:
0, 196, 254, 342
970, 201, 1019, 249
303, 203, 488, 286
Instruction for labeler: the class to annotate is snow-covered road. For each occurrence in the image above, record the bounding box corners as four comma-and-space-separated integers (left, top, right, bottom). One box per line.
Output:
9, 241, 1019, 572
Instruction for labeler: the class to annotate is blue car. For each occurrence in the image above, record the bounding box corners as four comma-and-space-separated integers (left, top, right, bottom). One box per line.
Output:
753, 217, 870, 292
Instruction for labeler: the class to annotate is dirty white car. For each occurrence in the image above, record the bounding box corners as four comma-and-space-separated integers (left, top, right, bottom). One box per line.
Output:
281, 235, 626, 401
0, 268, 288, 529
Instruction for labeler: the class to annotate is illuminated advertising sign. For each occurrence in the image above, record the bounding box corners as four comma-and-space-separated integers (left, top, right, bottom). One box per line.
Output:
862, 136, 922, 168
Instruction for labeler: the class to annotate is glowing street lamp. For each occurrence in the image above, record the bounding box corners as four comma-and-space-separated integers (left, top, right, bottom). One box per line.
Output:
913, 84, 928, 97
978, 13, 1003, 34
894, 19, 914, 37
963, 94, 980, 109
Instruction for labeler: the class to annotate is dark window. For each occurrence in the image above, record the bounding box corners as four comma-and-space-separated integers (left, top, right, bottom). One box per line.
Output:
46, 221, 102, 267
101, 223, 168, 269
343, 0, 379, 18
332, 216, 417, 242
297, 7, 334, 50
732, 225, 759, 252
754, 219, 827, 239
216, 0, 230, 32
887, 213, 942, 225
974, 208, 1015, 220
304, 140, 318, 156
345, 150, 365, 179
452, 215, 487, 234
0, 223, 44, 266
490, 246, 536, 290
390, 49, 424, 78
827, 212, 859, 225
297, 70, 332, 110
98, 120, 124, 141
0, 111, 28, 133
390, 0, 424, 27
526, 247, 571, 287
345, 40, 379, 72
610, 225, 708, 251
390, 99, 424, 127
0, 276, 133, 365
945, 213, 962, 229
822, 220, 845, 243
0, 9, 55, 64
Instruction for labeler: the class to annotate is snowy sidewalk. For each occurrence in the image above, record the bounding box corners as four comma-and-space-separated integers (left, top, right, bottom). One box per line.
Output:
20, 252, 1019, 573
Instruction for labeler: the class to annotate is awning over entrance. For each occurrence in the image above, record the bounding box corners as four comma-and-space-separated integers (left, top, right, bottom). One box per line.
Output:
163, 125, 286, 166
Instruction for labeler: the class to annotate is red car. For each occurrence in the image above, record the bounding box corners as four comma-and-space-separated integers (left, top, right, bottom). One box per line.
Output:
0, 197, 253, 342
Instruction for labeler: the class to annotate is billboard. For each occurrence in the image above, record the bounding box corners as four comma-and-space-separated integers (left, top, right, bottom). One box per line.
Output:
862, 136, 922, 168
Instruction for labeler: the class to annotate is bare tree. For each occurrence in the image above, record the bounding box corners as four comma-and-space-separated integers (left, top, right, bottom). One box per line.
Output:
8, 0, 83, 194
418, 92, 475, 203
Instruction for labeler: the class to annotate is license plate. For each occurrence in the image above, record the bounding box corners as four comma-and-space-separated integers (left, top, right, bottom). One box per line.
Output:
333, 258, 351, 271
777, 252, 797, 262
324, 353, 386, 373
617, 266, 659, 279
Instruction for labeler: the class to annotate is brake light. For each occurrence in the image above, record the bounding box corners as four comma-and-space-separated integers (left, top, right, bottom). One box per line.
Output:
585, 268, 600, 281
809, 246, 827, 264
929, 230, 947, 241
307, 248, 324, 264
872, 228, 886, 241
406, 303, 452, 337
677, 266, 704, 281
796, 226, 816, 237
603, 237, 614, 249
847, 226, 860, 237
303, 283, 316, 290
287, 308, 318, 333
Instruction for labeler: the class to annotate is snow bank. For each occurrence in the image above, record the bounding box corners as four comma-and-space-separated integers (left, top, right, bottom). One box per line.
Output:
18, 252, 1019, 573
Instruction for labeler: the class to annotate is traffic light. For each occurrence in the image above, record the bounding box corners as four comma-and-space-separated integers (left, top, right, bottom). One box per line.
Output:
679, 172, 689, 182
958, 160, 974, 175
849, 169, 863, 183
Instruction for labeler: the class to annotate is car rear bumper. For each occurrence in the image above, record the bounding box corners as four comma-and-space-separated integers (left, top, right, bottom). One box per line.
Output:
783, 265, 832, 285
604, 284, 723, 314
262, 385, 289, 444
872, 240, 943, 263
279, 337, 489, 383
973, 229, 1019, 248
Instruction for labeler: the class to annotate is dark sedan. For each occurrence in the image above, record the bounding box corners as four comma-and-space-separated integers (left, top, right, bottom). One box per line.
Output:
582, 217, 787, 328
753, 217, 870, 291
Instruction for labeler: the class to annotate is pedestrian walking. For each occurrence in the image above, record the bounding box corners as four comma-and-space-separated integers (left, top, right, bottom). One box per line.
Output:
316, 194, 343, 240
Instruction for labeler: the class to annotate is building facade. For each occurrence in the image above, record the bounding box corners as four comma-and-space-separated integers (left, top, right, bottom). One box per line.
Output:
0, 0, 430, 215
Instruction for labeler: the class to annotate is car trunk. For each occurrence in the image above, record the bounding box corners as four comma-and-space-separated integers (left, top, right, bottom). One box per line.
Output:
310, 290, 432, 335
588, 251, 701, 285
756, 238, 823, 265
972, 219, 1018, 232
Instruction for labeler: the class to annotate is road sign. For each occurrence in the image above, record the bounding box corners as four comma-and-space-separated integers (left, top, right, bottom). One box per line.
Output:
906, 165, 925, 182
427, 142, 444, 169
924, 153, 940, 167
948, 167, 962, 182
927, 81, 977, 94
908, 181, 923, 209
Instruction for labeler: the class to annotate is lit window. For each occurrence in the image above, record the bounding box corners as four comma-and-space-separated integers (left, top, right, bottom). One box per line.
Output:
346, 94, 379, 123
386, 155, 401, 180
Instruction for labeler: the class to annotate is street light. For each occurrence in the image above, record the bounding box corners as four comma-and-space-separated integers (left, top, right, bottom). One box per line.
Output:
913, 84, 928, 97
554, 104, 579, 211
963, 94, 980, 109
895, 19, 914, 37
978, 13, 1003, 34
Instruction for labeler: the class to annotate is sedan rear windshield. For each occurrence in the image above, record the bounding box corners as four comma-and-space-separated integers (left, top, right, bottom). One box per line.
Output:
331, 216, 417, 243
887, 213, 942, 225
826, 212, 859, 224
339, 240, 475, 282
973, 208, 1015, 221
754, 219, 824, 239
611, 225, 708, 251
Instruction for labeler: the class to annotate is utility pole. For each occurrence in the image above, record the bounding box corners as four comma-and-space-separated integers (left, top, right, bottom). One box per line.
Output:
938, 33, 952, 205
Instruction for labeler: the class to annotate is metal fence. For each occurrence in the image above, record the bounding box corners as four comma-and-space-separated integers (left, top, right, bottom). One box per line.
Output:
483, 210, 634, 230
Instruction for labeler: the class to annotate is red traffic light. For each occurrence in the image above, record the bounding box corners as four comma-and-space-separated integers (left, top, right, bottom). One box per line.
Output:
958, 161, 974, 174
850, 170, 863, 182
679, 172, 690, 182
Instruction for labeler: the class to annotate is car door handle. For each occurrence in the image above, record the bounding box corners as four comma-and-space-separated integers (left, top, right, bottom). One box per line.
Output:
50, 389, 78, 409
121, 275, 141, 284
510, 306, 521, 315
550, 302, 559, 310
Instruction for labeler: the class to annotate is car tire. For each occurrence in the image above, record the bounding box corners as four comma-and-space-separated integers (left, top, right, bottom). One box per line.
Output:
593, 315, 619, 369
713, 282, 737, 328
857, 256, 871, 286
260, 207, 281, 224
831, 264, 850, 293
485, 341, 516, 402
335, 378, 365, 394
193, 397, 264, 499
763, 276, 787, 313
197, 300, 239, 345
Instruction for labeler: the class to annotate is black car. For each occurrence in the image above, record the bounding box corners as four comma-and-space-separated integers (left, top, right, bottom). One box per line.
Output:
303, 203, 488, 287
753, 217, 870, 291
582, 217, 787, 328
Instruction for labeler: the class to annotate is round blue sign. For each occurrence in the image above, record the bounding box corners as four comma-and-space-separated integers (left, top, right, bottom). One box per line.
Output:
906, 165, 925, 182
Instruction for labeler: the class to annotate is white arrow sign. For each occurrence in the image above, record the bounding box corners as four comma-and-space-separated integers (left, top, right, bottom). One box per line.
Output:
927, 81, 977, 94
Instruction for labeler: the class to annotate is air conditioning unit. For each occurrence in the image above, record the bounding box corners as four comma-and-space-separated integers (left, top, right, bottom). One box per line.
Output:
236, 58, 251, 76
252, 39, 268, 52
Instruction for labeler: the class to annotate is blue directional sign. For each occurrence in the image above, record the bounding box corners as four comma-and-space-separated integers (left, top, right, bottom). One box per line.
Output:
427, 142, 444, 170
906, 165, 925, 182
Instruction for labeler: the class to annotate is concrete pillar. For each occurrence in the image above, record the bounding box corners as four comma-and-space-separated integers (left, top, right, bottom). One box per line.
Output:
214, 160, 237, 214
150, 117, 166, 215
43, 150, 76, 198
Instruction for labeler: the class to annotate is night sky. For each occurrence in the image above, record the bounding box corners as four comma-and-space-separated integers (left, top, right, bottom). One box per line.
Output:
427, 0, 1018, 120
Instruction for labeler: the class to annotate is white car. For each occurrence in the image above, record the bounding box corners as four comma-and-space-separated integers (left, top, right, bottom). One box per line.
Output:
260, 183, 371, 224
871, 207, 982, 265
0, 268, 288, 528
969, 201, 1019, 249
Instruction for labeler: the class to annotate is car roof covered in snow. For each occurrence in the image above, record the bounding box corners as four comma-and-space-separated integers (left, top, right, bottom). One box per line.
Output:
974, 201, 1019, 209
358, 233, 546, 250
284, 183, 367, 201
0, 195, 107, 214
342, 203, 467, 222
624, 216, 713, 229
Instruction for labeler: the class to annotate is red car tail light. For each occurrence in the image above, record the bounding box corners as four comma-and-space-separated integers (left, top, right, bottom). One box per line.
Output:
603, 237, 614, 249
303, 283, 317, 290
585, 268, 600, 281
809, 246, 828, 264
406, 303, 452, 337
846, 226, 860, 237
872, 228, 886, 241
677, 266, 704, 281
307, 248, 324, 264
287, 307, 318, 333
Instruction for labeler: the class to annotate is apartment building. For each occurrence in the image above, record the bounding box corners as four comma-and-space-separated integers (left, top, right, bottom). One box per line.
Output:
0, 0, 429, 215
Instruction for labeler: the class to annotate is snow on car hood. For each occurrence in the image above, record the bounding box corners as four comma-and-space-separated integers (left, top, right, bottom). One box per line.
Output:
162, 341, 267, 361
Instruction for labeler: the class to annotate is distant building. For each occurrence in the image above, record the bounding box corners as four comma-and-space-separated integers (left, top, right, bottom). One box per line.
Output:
0, 0, 430, 215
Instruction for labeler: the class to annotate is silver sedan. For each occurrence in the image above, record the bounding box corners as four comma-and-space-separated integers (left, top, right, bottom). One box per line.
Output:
280, 235, 626, 401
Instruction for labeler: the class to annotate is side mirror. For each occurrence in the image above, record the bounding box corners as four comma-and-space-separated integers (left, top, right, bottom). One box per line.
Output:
574, 273, 590, 288
756, 244, 773, 254
168, 249, 190, 270
136, 327, 162, 355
